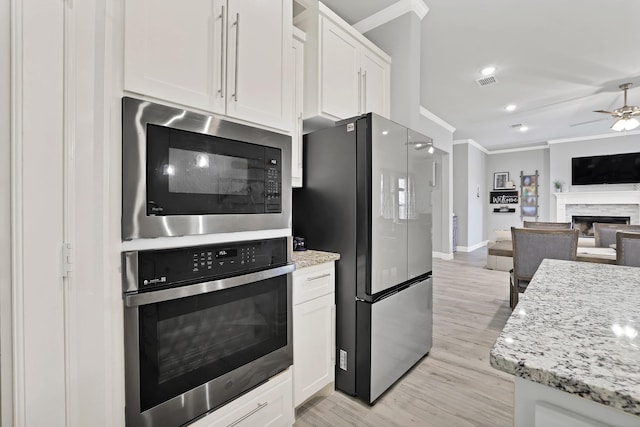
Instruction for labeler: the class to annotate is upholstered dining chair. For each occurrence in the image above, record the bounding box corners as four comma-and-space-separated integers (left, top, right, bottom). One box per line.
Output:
523, 221, 572, 229
594, 223, 640, 248
510, 227, 579, 309
616, 232, 640, 267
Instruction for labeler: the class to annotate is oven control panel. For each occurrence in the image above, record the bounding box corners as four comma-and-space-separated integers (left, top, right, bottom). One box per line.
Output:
132, 237, 288, 292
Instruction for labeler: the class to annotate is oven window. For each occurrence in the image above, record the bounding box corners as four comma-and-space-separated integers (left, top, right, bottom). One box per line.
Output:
138, 276, 287, 412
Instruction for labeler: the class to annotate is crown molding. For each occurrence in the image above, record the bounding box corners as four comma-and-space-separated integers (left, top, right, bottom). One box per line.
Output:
489, 145, 549, 154
419, 106, 456, 133
547, 130, 640, 145
453, 139, 550, 155
453, 139, 489, 154
354, 0, 429, 34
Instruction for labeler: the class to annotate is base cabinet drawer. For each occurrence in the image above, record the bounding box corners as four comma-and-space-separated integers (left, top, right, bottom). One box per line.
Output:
292, 263, 335, 305
190, 369, 293, 427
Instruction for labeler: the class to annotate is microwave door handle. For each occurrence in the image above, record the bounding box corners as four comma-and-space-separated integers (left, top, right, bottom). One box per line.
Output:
124, 263, 295, 307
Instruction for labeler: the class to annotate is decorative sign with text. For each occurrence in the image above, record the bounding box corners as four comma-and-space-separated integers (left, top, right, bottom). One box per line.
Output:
489, 191, 519, 204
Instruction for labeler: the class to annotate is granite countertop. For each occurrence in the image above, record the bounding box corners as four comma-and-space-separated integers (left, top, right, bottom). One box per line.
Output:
490, 259, 640, 416
291, 249, 340, 269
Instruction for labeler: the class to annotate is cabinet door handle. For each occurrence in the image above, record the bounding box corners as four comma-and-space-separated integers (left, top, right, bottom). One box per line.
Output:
298, 113, 303, 168
362, 70, 367, 112
357, 69, 362, 114
331, 305, 336, 364
307, 273, 331, 282
227, 402, 268, 427
219, 5, 225, 98
232, 12, 240, 101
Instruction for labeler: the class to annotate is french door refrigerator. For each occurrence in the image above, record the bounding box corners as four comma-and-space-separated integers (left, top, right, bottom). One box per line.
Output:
293, 113, 433, 404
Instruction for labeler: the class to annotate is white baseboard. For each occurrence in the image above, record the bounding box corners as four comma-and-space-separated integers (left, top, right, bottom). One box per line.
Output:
433, 251, 454, 260
456, 240, 489, 253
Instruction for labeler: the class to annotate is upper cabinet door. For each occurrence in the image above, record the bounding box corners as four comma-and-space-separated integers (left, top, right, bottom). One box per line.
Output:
320, 17, 360, 120
407, 129, 433, 279
226, 0, 292, 131
361, 48, 390, 119
124, 0, 225, 114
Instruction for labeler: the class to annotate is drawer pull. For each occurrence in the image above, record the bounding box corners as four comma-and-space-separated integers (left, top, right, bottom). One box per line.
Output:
227, 402, 268, 427
307, 273, 331, 282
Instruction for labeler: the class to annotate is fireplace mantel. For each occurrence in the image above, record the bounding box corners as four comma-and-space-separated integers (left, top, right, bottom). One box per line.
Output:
555, 191, 640, 221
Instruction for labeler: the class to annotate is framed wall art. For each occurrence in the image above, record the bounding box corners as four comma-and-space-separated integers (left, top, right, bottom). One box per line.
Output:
493, 172, 509, 190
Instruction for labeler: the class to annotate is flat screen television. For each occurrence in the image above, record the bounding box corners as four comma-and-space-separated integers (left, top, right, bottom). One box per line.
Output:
572, 152, 640, 185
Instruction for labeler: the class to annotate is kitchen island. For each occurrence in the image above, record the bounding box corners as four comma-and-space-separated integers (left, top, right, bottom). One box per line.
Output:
491, 259, 640, 426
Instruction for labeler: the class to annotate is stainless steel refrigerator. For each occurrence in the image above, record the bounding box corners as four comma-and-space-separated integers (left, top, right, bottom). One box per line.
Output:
293, 113, 433, 404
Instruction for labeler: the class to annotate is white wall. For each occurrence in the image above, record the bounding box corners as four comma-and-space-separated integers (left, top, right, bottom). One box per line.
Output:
452, 142, 486, 249
366, 12, 454, 255
452, 144, 468, 246
1, 0, 11, 423
484, 148, 550, 239
467, 143, 486, 246
548, 133, 640, 220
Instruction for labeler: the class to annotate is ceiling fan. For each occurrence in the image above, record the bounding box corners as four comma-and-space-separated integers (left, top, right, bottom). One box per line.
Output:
593, 83, 640, 131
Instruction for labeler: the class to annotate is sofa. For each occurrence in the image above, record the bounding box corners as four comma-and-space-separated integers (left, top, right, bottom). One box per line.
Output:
486, 229, 595, 271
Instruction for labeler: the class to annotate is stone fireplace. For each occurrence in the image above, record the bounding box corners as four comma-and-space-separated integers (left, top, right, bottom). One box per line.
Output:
555, 191, 640, 236
571, 215, 630, 237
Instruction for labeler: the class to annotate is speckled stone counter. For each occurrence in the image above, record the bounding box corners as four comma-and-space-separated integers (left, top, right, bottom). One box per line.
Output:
491, 259, 640, 417
291, 250, 340, 269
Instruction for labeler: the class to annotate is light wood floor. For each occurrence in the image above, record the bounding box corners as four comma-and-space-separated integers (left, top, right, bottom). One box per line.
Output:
294, 248, 514, 426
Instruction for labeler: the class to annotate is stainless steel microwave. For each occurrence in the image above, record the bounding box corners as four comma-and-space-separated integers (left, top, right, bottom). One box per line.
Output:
122, 97, 291, 240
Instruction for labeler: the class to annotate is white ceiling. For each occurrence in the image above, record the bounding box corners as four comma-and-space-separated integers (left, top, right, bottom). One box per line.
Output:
320, 0, 640, 150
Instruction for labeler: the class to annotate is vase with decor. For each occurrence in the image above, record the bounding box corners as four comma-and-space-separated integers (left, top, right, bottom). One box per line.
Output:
553, 180, 563, 192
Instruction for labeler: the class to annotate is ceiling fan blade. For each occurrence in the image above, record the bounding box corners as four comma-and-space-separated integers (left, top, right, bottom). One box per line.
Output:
593, 110, 615, 114
570, 117, 611, 127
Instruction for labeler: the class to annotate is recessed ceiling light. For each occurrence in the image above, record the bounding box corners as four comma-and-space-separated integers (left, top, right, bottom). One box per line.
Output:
519, 125, 529, 132
481, 66, 496, 76
505, 104, 517, 112
382, 130, 389, 135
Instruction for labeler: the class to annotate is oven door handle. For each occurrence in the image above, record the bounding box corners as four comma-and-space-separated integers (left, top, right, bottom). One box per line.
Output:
124, 263, 296, 307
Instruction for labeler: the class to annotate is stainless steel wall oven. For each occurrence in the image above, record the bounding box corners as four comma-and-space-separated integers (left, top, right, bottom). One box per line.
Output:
122, 97, 292, 240
122, 237, 293, 427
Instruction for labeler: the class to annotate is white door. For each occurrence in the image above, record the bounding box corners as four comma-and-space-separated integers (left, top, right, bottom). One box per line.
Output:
226, 0, 292, 131
0, 0, 11, 423
370, 116, 408, 294
320, 17, 360, 120
361, 48, 390, 118
124, 0, 225, 114
11, 0, 67, 425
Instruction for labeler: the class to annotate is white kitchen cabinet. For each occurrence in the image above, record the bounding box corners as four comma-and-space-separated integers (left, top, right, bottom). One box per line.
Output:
124, 0, 292, 131
360, 46, 390, 118
319, 17, 361, 120
292, 28, 305, 188
292, 262, 336, 407
294, 2, 391, 127
189, 369, 294, 427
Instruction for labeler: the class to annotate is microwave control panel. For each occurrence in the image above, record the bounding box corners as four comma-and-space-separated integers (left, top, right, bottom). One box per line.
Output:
264, 146, 282, 213
132, 237, 288, 292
